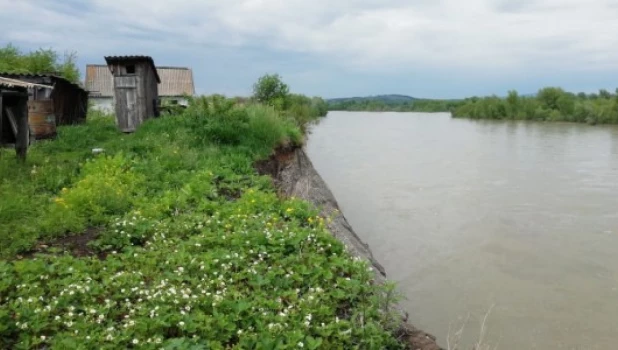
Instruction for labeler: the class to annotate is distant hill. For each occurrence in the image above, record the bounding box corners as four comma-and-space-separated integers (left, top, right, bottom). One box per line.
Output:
327, 94, 417, 104
326, 94, 461, 112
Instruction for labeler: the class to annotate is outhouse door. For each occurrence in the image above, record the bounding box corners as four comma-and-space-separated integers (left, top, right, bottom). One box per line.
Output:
114, 75, 138, 132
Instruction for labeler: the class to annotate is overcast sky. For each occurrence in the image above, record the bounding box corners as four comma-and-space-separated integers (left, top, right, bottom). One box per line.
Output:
1, 0, 618, 98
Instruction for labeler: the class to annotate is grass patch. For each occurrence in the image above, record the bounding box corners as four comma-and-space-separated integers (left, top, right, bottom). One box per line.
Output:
0, 97, 404, 349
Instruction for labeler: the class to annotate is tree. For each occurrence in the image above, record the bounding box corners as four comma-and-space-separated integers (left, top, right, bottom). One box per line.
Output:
0, 44, 80, 83
599, 89, 612, 99
537, 87, 565, 110
252, 74, 289, 107
505, 90, 520, 118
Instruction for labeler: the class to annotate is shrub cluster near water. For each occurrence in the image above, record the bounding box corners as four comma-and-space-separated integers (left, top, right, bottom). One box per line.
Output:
453, 88, 618, 124
0, 82, 403, 348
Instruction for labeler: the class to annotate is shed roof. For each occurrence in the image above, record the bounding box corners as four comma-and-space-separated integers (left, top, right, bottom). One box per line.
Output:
85, 65, 195, 97
0, 73, 85, 92
104, 55, 161, 83
0, 76, 53, 90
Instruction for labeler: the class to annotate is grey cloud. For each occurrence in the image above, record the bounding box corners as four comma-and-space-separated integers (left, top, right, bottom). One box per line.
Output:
2, 0, 618, 74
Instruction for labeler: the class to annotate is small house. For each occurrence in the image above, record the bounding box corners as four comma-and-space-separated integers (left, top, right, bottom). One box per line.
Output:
104, 56, 161, 132
85, 65, 195, 112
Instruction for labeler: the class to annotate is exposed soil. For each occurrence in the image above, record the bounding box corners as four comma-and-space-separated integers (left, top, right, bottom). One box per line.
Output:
255, 146, 444, 350
254, 144, 297, 184
17, 227, 107, 260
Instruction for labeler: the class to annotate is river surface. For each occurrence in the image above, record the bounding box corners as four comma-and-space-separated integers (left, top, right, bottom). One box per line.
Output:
306, 112, 618, 350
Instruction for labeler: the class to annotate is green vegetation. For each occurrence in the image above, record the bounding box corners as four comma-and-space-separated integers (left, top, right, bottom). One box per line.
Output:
453, 87, 618, 124
0, 76, 403, 349
327, 95, 462, 112
252, 74, 290, 108
0, 44, 80, 83
252, 74, 328, 129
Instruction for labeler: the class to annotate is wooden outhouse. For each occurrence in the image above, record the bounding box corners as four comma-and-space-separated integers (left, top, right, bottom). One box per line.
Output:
104, 56, 161, 132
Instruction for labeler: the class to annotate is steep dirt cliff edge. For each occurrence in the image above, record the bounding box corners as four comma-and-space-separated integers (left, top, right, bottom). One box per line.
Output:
255, 146, 444, 350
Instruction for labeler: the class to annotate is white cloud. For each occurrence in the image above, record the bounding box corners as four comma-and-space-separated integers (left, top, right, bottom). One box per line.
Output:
2, 0, 618, 73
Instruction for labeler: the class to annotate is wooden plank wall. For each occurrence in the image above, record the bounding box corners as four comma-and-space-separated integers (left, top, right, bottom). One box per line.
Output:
143, 63, 159, 118
135, 62, 158, 122
135, 63, 145, 126
113, 75, 138, 132
52, 79, 88, 125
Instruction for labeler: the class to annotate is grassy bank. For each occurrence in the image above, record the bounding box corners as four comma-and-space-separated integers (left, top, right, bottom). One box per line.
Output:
453, 87, 618, 124
0, 96, 403, 349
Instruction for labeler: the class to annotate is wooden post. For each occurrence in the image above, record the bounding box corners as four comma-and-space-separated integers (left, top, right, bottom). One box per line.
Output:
15, 96, 28, 161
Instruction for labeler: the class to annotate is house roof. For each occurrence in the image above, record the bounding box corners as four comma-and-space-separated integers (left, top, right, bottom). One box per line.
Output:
85, 64, 195, 97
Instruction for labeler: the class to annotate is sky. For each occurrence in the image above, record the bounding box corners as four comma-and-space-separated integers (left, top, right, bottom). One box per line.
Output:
1, 0, 618, 99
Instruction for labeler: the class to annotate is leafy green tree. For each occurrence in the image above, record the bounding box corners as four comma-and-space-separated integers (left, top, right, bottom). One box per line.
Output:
537, 87, 565, 110
505, 90, 520, 118
0, 44, 80, 83
599, 89, 612, 99
252, 74, 289, 107
557, 93, 575, 116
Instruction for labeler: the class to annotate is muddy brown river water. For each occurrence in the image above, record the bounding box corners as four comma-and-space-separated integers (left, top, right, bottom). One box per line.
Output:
306, 111, 618, 350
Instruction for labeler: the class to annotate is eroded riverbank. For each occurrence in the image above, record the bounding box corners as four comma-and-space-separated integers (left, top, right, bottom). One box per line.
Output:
256, 146, 443, 350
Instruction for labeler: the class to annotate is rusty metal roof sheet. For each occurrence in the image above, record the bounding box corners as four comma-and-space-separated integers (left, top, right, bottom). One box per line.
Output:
0, 76, 53, 90
85, 65, 195, 97
104, 55, 161, 83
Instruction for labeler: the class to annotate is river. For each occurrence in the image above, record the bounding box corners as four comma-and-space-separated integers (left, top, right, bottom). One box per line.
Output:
306, 111, 618, 350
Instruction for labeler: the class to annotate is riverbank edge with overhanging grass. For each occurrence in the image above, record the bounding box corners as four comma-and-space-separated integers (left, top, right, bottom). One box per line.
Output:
0, 93, 426, 349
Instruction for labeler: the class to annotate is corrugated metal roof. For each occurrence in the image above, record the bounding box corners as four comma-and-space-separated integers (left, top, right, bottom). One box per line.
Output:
0, 72, 85, 92
157, 67, 195, 96
104, 55, 160, 83
0, 76, 53, 90
85, 65, 195, 97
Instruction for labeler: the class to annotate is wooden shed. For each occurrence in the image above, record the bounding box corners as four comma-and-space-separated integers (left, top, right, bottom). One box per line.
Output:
104, 55, 161, 133
0, 77, 52, 160
0, 73, 89, 129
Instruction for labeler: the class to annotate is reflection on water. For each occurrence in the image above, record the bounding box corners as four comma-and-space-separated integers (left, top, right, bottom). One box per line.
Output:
306, 112, 618, 350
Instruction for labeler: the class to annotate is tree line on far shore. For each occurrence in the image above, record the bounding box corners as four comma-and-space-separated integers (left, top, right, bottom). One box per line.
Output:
452, 88, 618, 125
327, 87, 618, 125
328, 97, 462, 113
